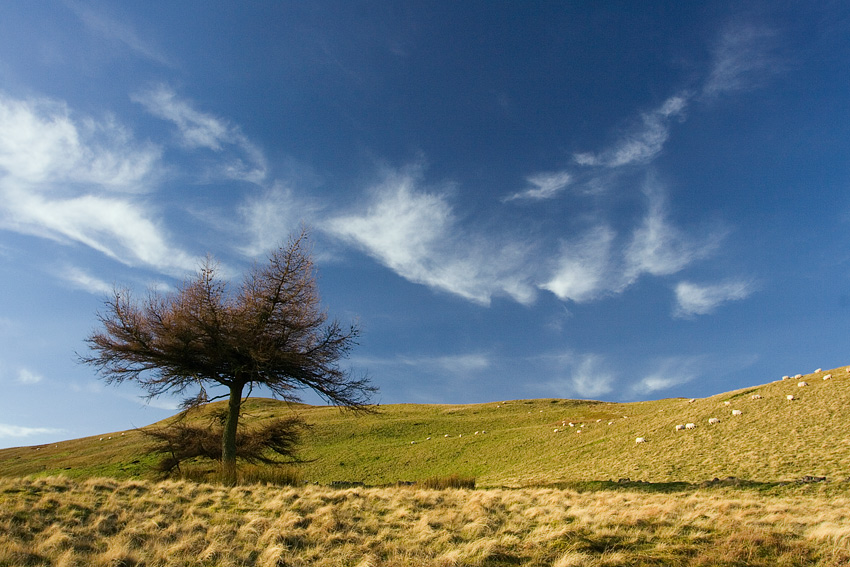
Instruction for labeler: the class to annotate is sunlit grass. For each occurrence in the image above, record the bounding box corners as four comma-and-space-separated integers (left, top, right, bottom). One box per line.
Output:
1, 476, 849, 566
2, 367, 850, 489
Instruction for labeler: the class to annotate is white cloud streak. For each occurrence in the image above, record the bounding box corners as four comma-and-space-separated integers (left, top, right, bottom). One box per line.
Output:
17, 368, 43, 385
542, 225, 615, 303
133, 85, 267, 184
0, 423, 63, 438
704, 24, 778, 97
0, 92, 199, 274
239, 184, 318, 258
503, 171, 572, 202
325, 169, 537, 305
60, 265, 113, 295
352, 353, 491, 376
573, 95, 688, 168
537, 352, 616, 399
674, 280, 755, 318
629, 356, 705, 397
69, 1, 174, 67
624, 183, 719, 282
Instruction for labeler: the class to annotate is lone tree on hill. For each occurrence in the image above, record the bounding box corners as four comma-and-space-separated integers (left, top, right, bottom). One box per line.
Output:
81, 229, 375, 485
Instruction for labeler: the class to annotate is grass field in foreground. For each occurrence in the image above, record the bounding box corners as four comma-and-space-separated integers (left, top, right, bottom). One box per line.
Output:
1, 475, 849, 567
1, 366, 849, 486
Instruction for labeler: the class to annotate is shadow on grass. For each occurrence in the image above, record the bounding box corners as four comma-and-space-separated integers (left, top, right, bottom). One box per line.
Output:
546, 477, 802, 493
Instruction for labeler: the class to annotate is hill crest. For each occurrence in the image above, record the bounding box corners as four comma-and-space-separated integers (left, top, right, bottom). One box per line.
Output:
1, 366, 848, 486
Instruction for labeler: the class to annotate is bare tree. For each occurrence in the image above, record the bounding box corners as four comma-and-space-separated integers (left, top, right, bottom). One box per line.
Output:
80, 229, 375, 485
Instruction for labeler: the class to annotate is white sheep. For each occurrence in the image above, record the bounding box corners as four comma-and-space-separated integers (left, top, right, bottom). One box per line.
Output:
794, 374, 802, 379
685, 423, 696, 430
823, 374, 832, 380
815, 368, 822, 373
723, 401, 731, 406
688, 398, 696, 403
798, 381, 809, 387
675, 424, 685, 431
635, 437, 646, 443
751, 394, 762, 400
786, 394, 795, 401
708, 417, 720, 425
553, 429, 559, 433
782, 375, 789, 380
731, 409, 742, 416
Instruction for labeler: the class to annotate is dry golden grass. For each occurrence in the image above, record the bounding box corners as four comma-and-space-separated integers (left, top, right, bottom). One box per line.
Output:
1, 476, 849, 566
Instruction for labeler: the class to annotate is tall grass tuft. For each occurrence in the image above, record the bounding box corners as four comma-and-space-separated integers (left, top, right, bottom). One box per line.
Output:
238, 464, 303, 486
420, 474, 476, 490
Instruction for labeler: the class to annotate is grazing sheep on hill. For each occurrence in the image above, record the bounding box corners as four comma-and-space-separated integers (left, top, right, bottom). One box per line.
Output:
686, 423, 696, 430
688, 398, 696, 403
732, 409, 742, 416
798, 381, 808, 387
815, 368, 822, 373
751, 394, 762, 400
794, 374, 802, 379
708, 417, 720, 425
782, 376, 789, 380
823, 374, 832, 380
723, 401, 731, 406
787, 394, 795, 401
635, 437, 646, 443
675, 424, 685, 431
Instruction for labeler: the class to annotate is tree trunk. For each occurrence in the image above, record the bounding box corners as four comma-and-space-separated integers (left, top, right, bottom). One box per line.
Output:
221, 382, 244, 486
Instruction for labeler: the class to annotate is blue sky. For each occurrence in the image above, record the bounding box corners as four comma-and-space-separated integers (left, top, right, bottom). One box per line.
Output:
1, 1, 849, 448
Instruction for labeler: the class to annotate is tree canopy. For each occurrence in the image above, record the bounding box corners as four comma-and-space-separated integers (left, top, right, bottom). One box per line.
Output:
81, 229, 374, 484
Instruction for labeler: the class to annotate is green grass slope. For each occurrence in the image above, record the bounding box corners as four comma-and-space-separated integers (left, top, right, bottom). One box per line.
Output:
1, 367, 849, 486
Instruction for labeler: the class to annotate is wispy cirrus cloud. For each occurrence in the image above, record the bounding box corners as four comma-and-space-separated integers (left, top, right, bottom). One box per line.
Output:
624, 182, 721, 282
354, 352, 491, 375
573, 95, 688, 168
0, 92, 199, 274
629, 356, 705, 397
704, 23, 779, 98
133, 85, 267, 184
503, 171, 572, 202
542, 181, 722, 304
325, 168, 537, 305
238, 184, 320, 258
17, 368, 43, 385
0, 423, 63, 438
59, 265, 113, 295
68, 1, 175, 67
674, 279, 755, 318
0, 94, 160, 191
542, 225, 615, 303
535, 352, 616, 399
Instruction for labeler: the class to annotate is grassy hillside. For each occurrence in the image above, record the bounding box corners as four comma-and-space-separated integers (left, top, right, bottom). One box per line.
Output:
2, 366, 849, 486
